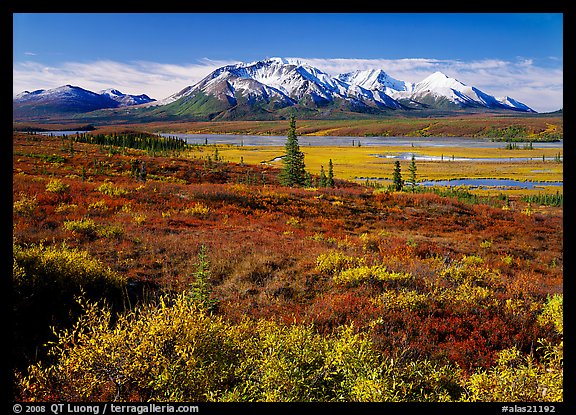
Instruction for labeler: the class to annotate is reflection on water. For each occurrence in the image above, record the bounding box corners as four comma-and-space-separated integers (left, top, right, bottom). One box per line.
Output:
157, 133, 563, 149
36, 131, 563, 150
419, 178, 563, 189
371, 153, 563, 163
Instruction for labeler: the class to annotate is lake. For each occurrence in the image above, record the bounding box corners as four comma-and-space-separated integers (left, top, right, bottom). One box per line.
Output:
36, 131, 563, 150
416, 178, 561, 189
158, 133, 563, 149
371, 153, 563, 163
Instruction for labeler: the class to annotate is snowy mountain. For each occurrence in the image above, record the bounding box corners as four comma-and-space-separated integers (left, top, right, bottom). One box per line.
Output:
13, 85, 155, 120
146, 58, 535, 118
13, 58, 535, 121
99, 88, 155, 106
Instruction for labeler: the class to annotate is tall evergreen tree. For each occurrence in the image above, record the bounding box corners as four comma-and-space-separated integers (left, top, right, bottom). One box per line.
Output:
304, 171, 313, 188
391, 160, 403, 191
319, 165, 327, 187
280, 116, 306, 187
327, 159, 335, 188
408, 154, 417, 192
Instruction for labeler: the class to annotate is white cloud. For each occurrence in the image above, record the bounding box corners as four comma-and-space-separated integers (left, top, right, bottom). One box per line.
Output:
13, 57, 563, 113
13, 59, 239, 101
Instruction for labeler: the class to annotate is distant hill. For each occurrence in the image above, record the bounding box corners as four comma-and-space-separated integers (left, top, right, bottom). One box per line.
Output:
13, 85, 155, 121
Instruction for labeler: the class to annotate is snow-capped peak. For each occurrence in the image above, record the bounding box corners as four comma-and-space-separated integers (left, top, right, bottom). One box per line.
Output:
99, 88, 124, 97
98, 88, 155, 106
417, 71, 465, 90
15, 58, 535, 116
158, 59, 535, 113
337, 69, 411, 93
496, 96, 535, 112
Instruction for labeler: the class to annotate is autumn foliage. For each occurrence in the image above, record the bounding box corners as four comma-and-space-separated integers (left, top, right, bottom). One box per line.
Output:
12, 131, 563, 402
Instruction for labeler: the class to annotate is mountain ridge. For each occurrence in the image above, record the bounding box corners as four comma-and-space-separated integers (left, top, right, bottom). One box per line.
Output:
13, 58, 536, 122
13, 86, 156, 120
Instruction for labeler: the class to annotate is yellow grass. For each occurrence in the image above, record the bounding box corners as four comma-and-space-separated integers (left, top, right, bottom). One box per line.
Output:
184, 145, 563, 187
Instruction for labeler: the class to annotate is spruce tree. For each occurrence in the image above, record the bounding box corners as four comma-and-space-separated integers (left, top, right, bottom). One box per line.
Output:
319, 165, 327, 187
327, 159, 335, 188
391, 160, 403, 191
280, 116, 306, 187
408, 154, 417, 191
305, 172, 312, 188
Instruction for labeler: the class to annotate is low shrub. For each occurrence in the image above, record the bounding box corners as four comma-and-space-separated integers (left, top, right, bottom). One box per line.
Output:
334, 265, 413, 287
63, 219, 124, 239
45, 179, 69, 195
182, 202, 210, 217
16, 294, 466, 402
96, 181, 129, 197
315, 250, 365, 275
13, 243, 127, 369
538, 294, 563, 335
63, 218, 100, 238
13, 194, 38, 217
462, 345, 562, 402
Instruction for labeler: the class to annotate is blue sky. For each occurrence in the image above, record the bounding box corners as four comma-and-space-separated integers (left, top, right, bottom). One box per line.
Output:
13, 13, 563, 112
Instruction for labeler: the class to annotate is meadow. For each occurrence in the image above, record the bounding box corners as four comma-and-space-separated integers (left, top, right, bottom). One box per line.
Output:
12, 128, 563, 403
192, 144, 563, 188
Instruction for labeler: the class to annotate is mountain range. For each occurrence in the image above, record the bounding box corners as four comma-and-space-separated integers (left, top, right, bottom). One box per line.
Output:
13, 85, 155, 119
13, 57, 536, 121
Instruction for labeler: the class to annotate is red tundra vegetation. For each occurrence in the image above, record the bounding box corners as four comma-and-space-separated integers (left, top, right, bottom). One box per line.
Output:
12, 131, 563, 402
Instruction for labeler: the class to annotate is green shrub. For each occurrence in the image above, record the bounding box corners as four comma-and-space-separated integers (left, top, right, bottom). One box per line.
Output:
439, 255, 496, 286
63, 218, 100, 238
63, 219, 124, 239
97, 225, 124, 239
183, 203, 210, 217
380, 289, 431, 312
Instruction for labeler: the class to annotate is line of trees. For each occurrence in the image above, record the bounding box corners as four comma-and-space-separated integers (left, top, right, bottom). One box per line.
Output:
67, 132, 188, 153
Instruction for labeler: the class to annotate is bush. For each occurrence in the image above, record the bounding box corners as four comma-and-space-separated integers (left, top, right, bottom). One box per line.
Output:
380, 289, 431, 313
63, 219, 124, 239
45, 179, 69, 195
13, 194, 38, 217
315, 250, 365, 275
17, 295, 252, 402
96, 181, 129, 197
13, 243, 127, 369
334, 265, 413, 287
183, 203, 210, 217
16, 294, 465, 402
462, 292, 563, 402
538, 294, 563, 335
63, 218, 100, 238
439, 255, 496, 286
462, 345, 562, 402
